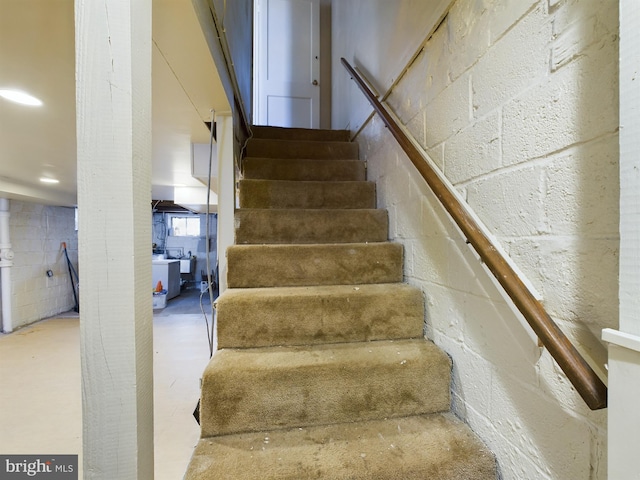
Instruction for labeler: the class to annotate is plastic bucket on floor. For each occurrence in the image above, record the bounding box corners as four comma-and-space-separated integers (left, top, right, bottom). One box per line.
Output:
153, 291, 167, 309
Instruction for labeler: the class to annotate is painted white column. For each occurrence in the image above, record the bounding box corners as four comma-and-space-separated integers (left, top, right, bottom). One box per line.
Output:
75, 0, 153, 478
603, 1, 640, 478
216, 112, 235, 295
0, 198, 14, 333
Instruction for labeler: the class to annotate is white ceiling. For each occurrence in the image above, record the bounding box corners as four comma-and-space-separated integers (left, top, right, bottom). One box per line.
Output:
0, 0, 230, 207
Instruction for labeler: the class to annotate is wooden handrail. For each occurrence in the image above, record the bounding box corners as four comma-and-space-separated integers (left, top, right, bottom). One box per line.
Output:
342, 58, 607, 410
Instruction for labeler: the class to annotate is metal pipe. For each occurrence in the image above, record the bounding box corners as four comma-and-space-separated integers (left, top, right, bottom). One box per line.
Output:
0, 198, 14, 333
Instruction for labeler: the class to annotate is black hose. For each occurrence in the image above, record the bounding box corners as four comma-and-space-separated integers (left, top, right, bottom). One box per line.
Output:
62, 243, 79, 313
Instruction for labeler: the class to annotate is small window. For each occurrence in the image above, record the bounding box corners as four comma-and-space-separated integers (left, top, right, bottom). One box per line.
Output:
171, 216, 200, 236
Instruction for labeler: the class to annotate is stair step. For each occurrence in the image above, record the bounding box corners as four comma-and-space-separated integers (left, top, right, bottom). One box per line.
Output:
187, 413, 496, 480
251, 125, 351, 142
235, 208, 388, 244
246, 137, 358, 160
217, 283, 424, 348
238, 179, 376, 209
200, 339, 451, 437
243, 157, 366, 181
227, 242, 403, 288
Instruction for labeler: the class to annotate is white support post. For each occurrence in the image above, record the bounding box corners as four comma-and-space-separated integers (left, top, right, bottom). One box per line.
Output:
216, 112, 235, 295
0, 198, 14, 333
603, 1, 640, 478
75, 1, 154, 478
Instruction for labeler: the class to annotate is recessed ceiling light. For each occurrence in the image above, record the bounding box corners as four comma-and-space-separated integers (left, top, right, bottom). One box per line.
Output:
40, 178, 59, 184
0, 89, 43, 106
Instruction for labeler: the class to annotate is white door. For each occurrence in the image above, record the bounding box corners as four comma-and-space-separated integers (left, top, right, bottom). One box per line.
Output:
254, 0, 320, 128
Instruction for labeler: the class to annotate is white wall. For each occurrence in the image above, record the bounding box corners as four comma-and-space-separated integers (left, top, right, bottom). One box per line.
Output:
334, 0, 618, 478
7, 201, 78, 330
332, 0, 452, 131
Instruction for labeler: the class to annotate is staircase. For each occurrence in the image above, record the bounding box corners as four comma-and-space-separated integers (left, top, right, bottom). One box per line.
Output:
185, 126, 496, 479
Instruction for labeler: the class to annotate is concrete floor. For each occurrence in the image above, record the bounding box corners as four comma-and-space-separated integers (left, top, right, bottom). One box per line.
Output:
0, 289, 214, 479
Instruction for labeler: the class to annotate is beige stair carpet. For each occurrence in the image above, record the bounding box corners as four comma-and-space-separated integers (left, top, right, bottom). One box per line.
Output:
187, 413, 495, 480
234, 209, 388, 245
200, 339, 451, 437
239, 179, 377, 210
216, 283, 424, 348
185, 126, 496, 479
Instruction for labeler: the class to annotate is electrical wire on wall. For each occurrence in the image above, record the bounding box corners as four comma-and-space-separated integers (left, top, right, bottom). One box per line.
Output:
42, 206, 80, 314
198, 109, 252, 358
201, 109, 218, 358
62, 242, 80, 313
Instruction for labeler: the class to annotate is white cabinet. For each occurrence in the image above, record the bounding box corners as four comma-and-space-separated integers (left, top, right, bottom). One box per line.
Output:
152, 260, 180, 300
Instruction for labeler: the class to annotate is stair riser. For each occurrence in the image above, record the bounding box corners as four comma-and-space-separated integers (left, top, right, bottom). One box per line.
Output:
251, 125, 350, 142
239, 180, 376, 209
243, 157, 366, 181
201, 340, 451, 437
227, 243, 403, 288
235, 209, 388, 244
217, 284, 424, 348
246, 138, 358, 160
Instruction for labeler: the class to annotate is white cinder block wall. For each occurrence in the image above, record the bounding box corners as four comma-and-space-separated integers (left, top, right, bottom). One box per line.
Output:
8, 201, 78, 330
334, 0, 618, 479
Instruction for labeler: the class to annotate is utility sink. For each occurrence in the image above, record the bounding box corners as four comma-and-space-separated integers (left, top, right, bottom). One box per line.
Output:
180, 257, 196, 274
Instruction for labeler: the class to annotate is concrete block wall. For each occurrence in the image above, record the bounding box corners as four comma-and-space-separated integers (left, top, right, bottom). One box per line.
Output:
344, 0, 618, 478
8, 201, 78, 330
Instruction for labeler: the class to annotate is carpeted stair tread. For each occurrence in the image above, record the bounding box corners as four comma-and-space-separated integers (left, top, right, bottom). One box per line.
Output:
227, 242, 403, 288
246, 137, 358, 160
186, 413, 496, 480
235, 208, 388, 244
216, 283, 424, 348
243, 157, 366, 181
251, 125, 350, 142
238, 179, 376, 209
200, 339, 451, 437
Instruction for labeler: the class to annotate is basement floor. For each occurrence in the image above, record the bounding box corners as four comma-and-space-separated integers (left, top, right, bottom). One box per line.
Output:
0, 288, 214, 479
